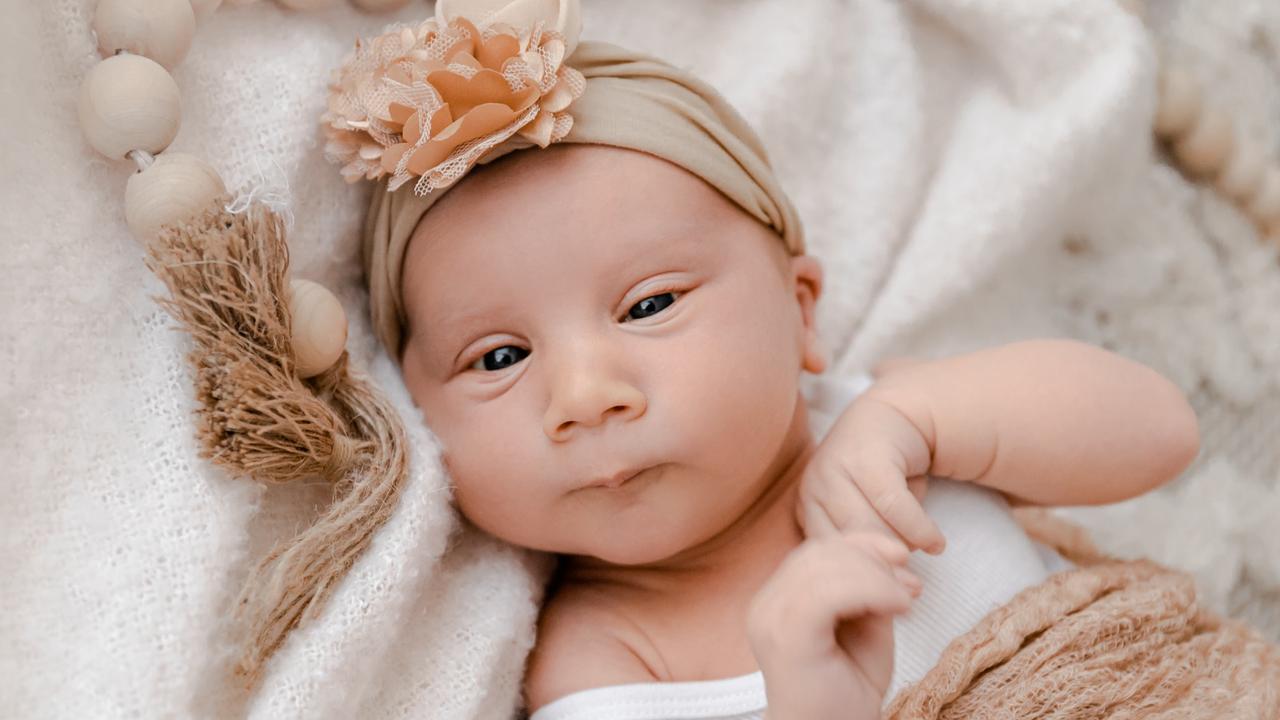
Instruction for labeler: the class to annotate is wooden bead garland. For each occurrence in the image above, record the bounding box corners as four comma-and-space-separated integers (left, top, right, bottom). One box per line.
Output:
1217, 139, 1266, 203
1154, 65, 1280, 236
124, 151, 227, 240
1171, 107, 1233, 178
288, 279, 350, 378
1250, 169, 1280, 234
94, 0, 196, 70
1125, 0, 1280, 240
1154, 67, 1201, 139
77, 0, 414, 379
78, 53, 181, 159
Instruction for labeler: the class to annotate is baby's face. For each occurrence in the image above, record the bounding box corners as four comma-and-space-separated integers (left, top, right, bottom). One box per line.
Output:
399, 145, 825, 565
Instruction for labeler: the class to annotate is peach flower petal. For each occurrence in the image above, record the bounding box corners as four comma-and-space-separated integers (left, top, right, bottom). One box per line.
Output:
439, 31, 474, 64
384, 64, 412, 86
429, 104, 455, 136
518, 108, 554, 146
540, 37, 565, 70
541, 77, 574, 113
405, 102, 516, 174
388, 102, 415, 126
476, 32, 520, 70
322, 8, 586, 193
402, 110, 424, 145
447, 51, 485, 73
380, 143, 410, 174
428, 68, 509, 116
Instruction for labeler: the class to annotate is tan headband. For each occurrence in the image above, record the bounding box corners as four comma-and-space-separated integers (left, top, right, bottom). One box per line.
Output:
358, 40, 804, 359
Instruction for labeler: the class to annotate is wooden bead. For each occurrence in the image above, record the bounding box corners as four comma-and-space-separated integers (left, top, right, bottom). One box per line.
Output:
1154, 67, 1202, 140
349, 0, 412, 11
79, 54, 181, 160
274, 0, 339, 10
94, 0, 195, 70
125, 152, 225, 241
289, 279, 348, 378
189, 0, 223, 21
1216, 138, 1267, 202
1247, 168, 1280, 229
1172, 108, 1233, 178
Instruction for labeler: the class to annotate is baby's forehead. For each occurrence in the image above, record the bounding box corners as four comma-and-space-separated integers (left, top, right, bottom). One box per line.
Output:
406, 153, 739, 269
413, 146, 736, 241
413, 217, 717, 299
401, 145, 791, 317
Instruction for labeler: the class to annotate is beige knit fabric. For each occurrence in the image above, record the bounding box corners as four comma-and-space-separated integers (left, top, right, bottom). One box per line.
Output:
361, 40, 805, 360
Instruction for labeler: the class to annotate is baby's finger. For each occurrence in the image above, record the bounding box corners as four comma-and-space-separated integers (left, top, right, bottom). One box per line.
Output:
799, 492, 843, 540
856, 531, 910, 567
819, 563, 913, 623
855, 460, 946, 554
906, 476, 929, 504
894, 567, 922, 597
851, 533, 922, 596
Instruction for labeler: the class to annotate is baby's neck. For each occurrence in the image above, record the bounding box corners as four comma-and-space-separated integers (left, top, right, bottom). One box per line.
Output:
555, 421, 815, 605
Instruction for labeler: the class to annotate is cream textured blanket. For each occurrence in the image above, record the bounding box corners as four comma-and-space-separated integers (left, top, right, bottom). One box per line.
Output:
4, 1, 1279, 718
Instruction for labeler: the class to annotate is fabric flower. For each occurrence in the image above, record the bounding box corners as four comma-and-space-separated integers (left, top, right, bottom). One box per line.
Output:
321, 0, 585, 194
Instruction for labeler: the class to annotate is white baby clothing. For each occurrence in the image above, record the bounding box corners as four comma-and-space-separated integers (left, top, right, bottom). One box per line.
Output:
527, 373, 1074, 720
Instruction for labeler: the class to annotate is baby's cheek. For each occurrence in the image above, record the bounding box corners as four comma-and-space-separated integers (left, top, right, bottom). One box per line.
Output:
437, 412, 545, 544
669, 311, 799, 471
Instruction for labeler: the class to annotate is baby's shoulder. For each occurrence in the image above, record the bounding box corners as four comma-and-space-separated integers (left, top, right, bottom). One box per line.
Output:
523, 585, 661, 715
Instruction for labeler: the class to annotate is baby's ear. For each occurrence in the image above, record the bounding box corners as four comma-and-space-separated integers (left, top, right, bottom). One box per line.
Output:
789, 254, 828, 374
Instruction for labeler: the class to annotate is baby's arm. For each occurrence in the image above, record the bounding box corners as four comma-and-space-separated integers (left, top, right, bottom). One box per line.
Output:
866, 339, 1200, 507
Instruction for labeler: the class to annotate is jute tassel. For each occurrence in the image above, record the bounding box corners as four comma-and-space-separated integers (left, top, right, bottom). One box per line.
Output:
142, 195, 409, 687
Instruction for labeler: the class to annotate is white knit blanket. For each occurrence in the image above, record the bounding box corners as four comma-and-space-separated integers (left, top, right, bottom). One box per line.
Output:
4, 1, 1279, 718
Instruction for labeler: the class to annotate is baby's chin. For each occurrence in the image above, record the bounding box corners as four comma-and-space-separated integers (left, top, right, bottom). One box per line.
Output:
579, 533, 697, 567
571, 502, 752, 568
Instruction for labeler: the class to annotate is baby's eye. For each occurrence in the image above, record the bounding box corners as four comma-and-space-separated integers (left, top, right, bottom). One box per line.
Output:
470, 345, 529, 372
625, 291, 680, 321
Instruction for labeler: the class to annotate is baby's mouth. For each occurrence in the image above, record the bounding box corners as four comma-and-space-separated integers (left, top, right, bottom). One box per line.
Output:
582, 464, 660, 491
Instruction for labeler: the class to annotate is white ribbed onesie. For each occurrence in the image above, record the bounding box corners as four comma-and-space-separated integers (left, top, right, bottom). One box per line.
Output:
528, 373, 1074, 720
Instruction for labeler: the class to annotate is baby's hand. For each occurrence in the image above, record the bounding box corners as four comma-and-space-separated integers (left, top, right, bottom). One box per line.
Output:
797, 363, 946, 554
748, 532, 921, 720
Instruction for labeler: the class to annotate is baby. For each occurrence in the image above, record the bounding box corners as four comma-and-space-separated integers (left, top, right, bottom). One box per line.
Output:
339, 4, 1200, 718
390, 143, 1198, 719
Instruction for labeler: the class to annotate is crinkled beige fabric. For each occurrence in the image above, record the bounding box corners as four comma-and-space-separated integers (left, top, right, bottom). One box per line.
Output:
882, 509, 1280, 719
361, 40, 804, 359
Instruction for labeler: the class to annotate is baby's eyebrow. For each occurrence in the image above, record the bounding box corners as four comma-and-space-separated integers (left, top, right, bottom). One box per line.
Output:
612, 233, 710, 274
433, 309, 496, 342
429, 235, 710, 336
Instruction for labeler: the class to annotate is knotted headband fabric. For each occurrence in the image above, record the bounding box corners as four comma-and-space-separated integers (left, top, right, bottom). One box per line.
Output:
360, 40, 805, 360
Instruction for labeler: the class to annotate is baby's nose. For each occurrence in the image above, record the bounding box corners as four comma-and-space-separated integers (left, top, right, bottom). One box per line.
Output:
543, 372, 646, 441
